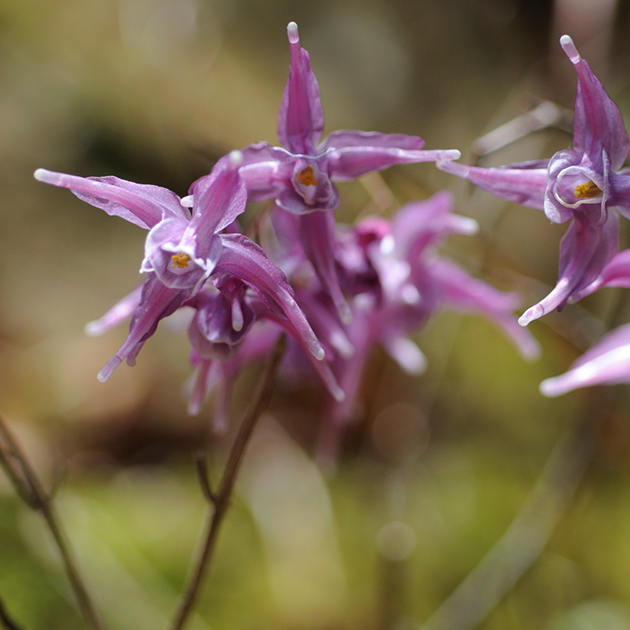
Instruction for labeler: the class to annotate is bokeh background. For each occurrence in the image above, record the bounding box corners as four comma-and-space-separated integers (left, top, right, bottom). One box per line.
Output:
1, 0, 630, 629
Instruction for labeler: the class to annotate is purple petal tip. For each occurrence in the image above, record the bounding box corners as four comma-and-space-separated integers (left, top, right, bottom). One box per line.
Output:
97, 356, 122, 382
560, 35, 580, 64
287, 21, 299, 44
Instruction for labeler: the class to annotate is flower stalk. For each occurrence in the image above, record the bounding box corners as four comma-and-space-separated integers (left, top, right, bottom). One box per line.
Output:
170, 334, 286, 630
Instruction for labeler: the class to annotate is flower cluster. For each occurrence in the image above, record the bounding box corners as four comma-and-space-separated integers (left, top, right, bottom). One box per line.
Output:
437, 35, 630, 396
36, 22, 538, 431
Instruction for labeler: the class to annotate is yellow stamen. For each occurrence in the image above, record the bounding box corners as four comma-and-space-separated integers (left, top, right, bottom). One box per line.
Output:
171, 252, 191, 269
296, 166, 318, 186
574, 180, 601, 199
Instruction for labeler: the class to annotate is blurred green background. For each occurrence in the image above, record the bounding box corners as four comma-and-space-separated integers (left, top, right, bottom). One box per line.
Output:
1, 0, 630, 629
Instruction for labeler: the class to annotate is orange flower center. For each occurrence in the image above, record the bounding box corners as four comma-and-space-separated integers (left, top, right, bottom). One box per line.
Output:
574, 180, 601, 199
171, 252, 191, 269
296, 166, 318, 186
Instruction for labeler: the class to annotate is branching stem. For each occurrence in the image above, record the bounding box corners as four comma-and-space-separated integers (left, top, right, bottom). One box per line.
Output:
170, 335, 286, 630
0, 416, 105, 630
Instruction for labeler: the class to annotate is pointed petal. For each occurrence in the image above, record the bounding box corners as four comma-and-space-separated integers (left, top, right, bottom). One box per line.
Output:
433, 259, 541, 360
215, 233, 326, 361
97, 275, 189, 381
390, 192, 477, 261
190, 151, 247, 238
34, 169, 186, 229
570, 248, 630, 302
437, 159, 549, 209
320, 130, 425, 152
540, 322, 630, 396
519, 212, 619, 325
299, 211, 351, 323
277, 22, 324, 154
561, 35, 629, 170
85, 284, 143, 336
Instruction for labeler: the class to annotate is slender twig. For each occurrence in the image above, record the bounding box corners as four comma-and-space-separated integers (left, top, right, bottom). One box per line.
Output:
170, 335, 286, 630
420, 414, 595, 630
0, 416, 105, 630
193, 451, 216, 505
0, 595, 26, 630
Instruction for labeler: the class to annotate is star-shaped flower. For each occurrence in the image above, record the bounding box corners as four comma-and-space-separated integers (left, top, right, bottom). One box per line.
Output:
236, 21, 460, 322
35, 152, 327, 381
438, 35, 630, 326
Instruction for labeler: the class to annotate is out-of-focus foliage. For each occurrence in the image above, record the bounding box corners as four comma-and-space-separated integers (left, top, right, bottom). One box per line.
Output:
2, 1, 630, 629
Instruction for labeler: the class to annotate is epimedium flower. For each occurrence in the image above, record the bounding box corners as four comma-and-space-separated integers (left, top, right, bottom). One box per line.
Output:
438, 35, 630, 326
540, 323, 630, 397
313, 192, 540, 431
34, 151, 328, 382
238, 21, 461, 322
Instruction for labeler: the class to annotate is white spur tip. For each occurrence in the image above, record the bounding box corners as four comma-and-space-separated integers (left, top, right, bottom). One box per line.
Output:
34, 168, 58, 184
560, 35, 580, 64
287, 22, 299, 44
229, 150, 243, 168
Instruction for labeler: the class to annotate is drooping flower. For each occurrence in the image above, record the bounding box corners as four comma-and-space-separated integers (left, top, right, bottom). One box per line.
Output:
34, 151, 328, 382
238, 21, 461, 321
438, 35, 630, 326
316, 192, 540, 428
540, 323, 630, 397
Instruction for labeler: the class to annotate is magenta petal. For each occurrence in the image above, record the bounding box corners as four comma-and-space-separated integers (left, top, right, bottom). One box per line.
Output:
433, 259, 540, 360
34, 169, 186, 229
190, 152, 248, 238
97, 275, 189, 381
571, 248, 630, 301
238, 142, 294, 200
85, 284, 143, 336
540, 322, 630, 396
561, 35, 629, 171
215, 233, 326, 361
277, 22, 324, 154
322, 130, 459, 181
437, 159, 549, 210
320, 130, 425, 152
519, 212, 619, 325
299, 211, 352, 324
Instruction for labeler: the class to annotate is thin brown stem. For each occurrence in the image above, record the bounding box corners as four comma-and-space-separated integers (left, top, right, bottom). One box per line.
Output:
0, 416, 105, 630
170, 335, 286, 630
0, 595, 26, 630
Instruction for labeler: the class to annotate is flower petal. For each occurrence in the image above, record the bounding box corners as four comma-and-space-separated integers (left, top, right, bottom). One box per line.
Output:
561, 35, 629, 171
540, 322, 630, 396
299, 211, 352, 323
519, 211, 619, 325
433, 259, 541, 360
85, 284, 143, 336
34, 169, 186, 229
238, 142, 294, 200
277, 22, 324, 154
324, 130, 459, 181
215, 233, 326, 361
97, 275, 189, 381
190, 151, 248, 237
437, 159, 549, 209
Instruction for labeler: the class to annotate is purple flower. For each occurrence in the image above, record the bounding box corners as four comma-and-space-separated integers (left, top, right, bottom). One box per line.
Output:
35, 151, 328, 381
237, 21, 460, 322
540, 323, 630, 397
438, 35, 630, 326
313, 192, 540, 429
